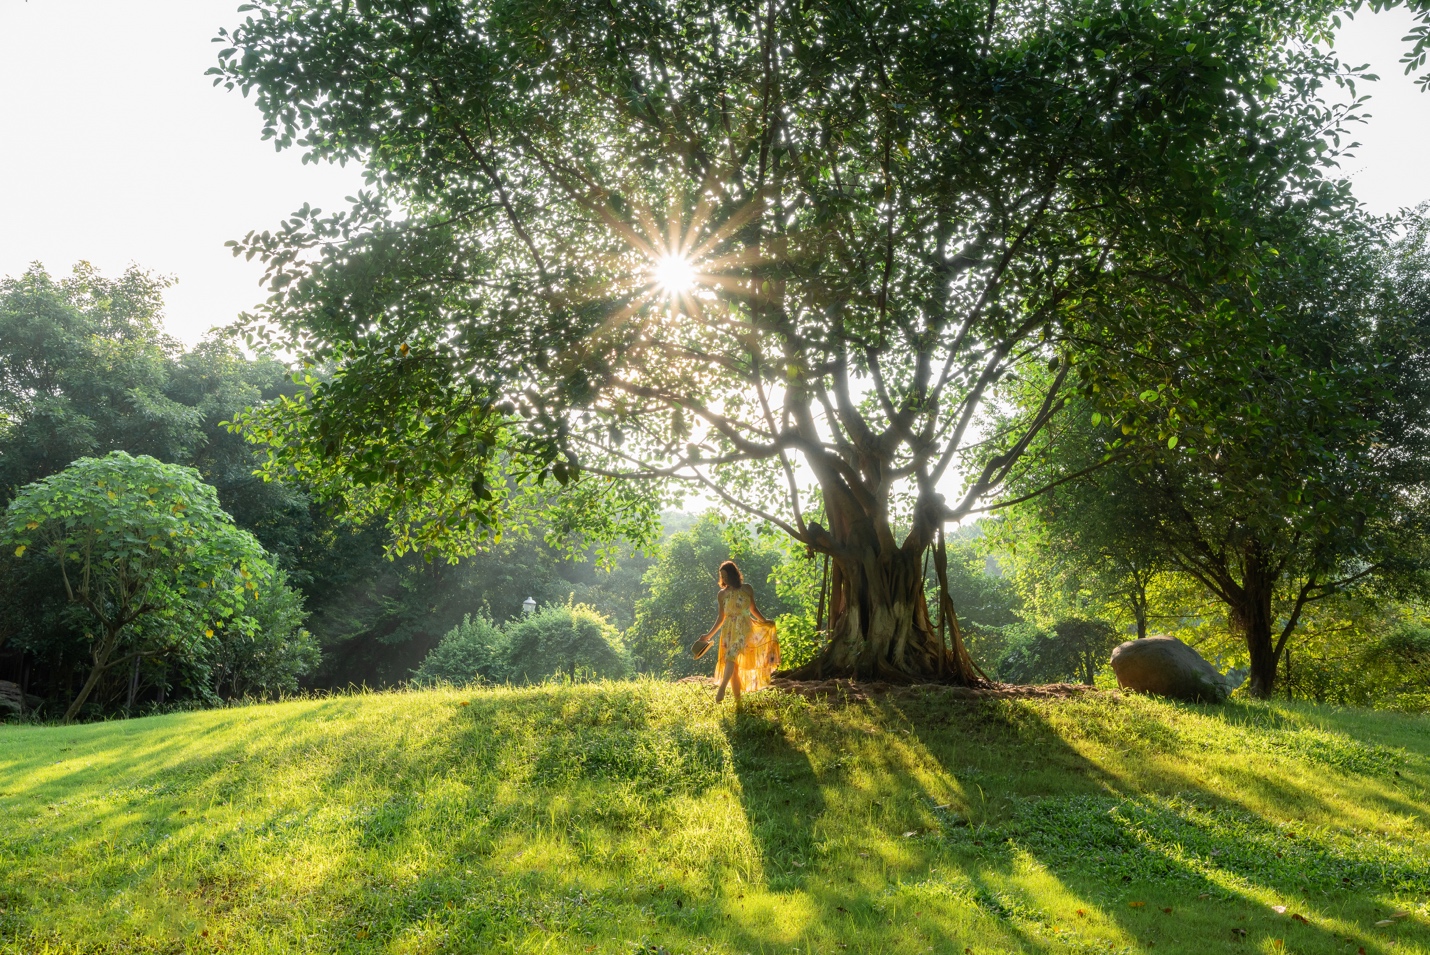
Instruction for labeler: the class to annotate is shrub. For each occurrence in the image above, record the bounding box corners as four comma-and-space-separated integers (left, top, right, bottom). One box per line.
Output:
412, 613, 507, 685
504, 603, 630, 683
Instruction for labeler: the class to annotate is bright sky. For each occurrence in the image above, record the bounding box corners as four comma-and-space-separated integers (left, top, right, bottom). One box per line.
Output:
1, 3, 1427, 346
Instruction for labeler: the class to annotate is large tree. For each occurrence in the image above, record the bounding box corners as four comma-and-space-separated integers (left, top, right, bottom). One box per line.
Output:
219, 0, 1369, 682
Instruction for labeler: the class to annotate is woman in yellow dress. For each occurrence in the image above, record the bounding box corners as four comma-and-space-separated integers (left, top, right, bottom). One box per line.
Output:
692, 560, 779, 703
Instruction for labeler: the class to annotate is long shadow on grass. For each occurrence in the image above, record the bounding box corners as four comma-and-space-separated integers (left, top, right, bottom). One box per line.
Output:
5, 686, 1427, 954
727, 702, 826, 890
697, 689, 1427, 955
884, 692, 1429, 955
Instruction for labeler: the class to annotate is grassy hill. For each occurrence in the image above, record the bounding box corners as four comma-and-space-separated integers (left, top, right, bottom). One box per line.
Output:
1, 682, 1427, 955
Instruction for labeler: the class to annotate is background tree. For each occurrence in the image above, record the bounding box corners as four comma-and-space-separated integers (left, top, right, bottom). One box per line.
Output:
997, 618, 1120, 686
992, 467, 1168, 640
0, 264, 201, 497
1, 453, 275, 721
1001, 212, 1430, 697
217, 0, 1361, 683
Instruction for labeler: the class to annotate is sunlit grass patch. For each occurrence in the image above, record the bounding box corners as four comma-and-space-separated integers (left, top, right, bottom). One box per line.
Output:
1, 682, 1427, 954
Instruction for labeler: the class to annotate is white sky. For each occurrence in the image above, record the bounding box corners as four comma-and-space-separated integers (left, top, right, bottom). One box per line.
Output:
0, 2, 1427, 347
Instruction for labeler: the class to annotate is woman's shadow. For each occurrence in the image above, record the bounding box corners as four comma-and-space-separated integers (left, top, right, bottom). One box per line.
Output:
726, 700, 826, 891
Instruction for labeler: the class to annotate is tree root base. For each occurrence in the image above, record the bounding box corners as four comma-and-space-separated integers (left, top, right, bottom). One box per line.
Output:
676, 674, 1105, 704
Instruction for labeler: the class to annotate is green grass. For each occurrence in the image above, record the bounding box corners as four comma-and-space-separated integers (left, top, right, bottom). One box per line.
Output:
2, 682, 1428, 955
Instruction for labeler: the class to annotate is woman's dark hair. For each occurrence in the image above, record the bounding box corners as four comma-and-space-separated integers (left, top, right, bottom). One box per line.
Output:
718, 560, 743, 588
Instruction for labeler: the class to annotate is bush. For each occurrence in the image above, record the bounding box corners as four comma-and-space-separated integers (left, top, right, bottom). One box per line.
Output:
203, 570, 319, 699
504, 604, 630, 683
412, 613, 507, 685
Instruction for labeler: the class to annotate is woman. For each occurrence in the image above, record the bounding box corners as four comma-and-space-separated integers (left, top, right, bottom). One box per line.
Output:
692, 560, 780, 703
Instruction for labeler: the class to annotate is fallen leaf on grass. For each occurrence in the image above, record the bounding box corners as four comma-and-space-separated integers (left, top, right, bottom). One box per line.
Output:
1290, 913, 1310, 924
903, 831, 917, 838
1272, 940, 1284, 951
1162, 908, 1173, 914
1392, 910, 1411, 919
1272, 905, 1287, 914
1376, 919, 1396, 927
1199, 893, 1212, 900
1129, 902, 1146, 909
1076, 909, 1086, 918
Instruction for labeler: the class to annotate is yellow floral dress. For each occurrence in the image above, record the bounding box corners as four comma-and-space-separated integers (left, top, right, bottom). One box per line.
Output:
716, 585, 780, 692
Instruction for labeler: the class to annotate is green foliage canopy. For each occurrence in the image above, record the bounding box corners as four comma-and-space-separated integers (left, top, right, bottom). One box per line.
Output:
208, 0, 1398, 681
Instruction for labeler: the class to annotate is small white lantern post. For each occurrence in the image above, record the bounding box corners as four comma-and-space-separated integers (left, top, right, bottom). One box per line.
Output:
522, 596, 537, 615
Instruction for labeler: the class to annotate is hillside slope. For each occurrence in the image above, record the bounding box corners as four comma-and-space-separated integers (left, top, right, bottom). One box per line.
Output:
1, 683, 1427, 955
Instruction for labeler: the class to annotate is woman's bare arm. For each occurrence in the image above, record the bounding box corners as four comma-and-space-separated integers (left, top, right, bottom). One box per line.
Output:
745, 584, 770, 624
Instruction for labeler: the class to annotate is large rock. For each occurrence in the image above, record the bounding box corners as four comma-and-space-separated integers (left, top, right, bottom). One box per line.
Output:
0, 680, 25, 714
1110, 635, 1238, 703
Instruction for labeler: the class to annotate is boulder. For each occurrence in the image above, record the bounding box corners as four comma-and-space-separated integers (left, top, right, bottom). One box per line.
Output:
1110, 635, 1237, 703
0, 680, 24, 714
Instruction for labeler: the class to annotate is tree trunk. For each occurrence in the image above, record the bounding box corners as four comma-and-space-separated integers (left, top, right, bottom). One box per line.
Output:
1232, 549, 1278, 700
784, 532, 983, 684
64, 659, 110, 723
126, 654, 141, 715
1132, 597, 1149, 640
63, 629, 120, 723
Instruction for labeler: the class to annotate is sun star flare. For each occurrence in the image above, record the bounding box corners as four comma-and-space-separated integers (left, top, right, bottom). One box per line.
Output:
651, 253, 697, 296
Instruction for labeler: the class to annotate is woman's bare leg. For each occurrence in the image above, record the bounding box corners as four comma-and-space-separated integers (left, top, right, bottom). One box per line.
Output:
716, 657, 736, 703
730, 663, 743, 705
